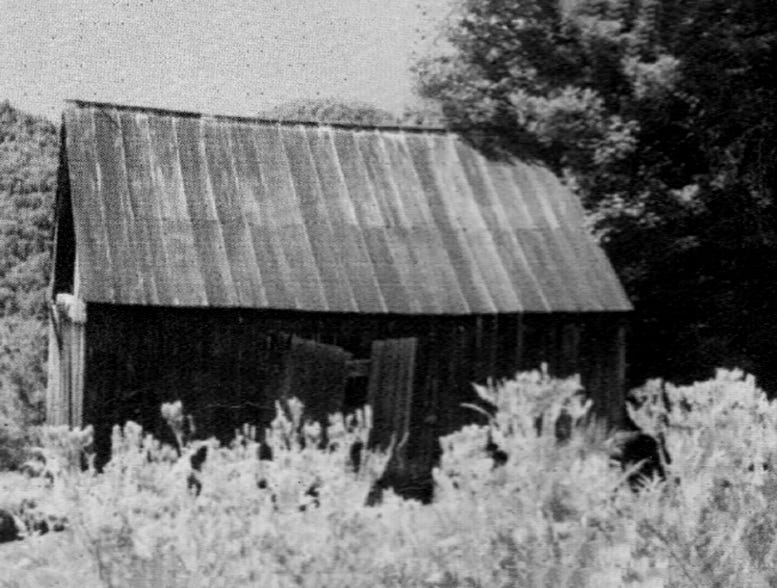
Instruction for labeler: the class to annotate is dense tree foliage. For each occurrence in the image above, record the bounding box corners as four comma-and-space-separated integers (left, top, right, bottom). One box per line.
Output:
0, 101, 57, 319
415, 0, 777, 389
264, 97, 445, 127
0, 100, 58, 425
263, 98, 402, 126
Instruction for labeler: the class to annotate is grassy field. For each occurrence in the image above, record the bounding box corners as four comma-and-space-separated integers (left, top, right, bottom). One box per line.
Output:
1, 369, 776, 587
0, 527, 98, 587
0, 473, 98, 587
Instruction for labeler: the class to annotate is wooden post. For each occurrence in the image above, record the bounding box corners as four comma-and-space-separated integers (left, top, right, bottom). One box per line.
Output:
45, 306, 62, 426
612, 319, 628, 429
559, 322, 581, 378
50, 294, 87, 428
515, 314, 524, 373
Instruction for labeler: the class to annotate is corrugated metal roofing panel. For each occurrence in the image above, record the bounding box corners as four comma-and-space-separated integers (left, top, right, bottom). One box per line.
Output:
61, 102, 632, 314
370, 135, 443, 314
119, 112, 167, 305
279, 126, 356, 312
404, 133, 495, 314
172, 116, 236, 306
92, 108, 141, 302
526, 165, 605, 310
204, 121, 267, 308
146, 114, 209, 306
357, 132, 429, 313
454, 142, 547, 312
306, 129, 385, 313
65, 106, 114, 302
333, 130, 412, 313
230, 124, 293, 308
441, 135, 522, 312
383, 134, 468, 314
256, 124, 328, 310
514, 164, 600, 311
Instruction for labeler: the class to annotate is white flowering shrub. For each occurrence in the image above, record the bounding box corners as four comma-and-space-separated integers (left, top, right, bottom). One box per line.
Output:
432, 369, 665, 587
57, 401, 395, 587
625, 369, 777, 586
11, 368, 777, 587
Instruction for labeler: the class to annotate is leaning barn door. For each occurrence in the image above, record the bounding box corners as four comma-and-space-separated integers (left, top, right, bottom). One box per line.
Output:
280, 336, 352, 427
367, 337, 417, 452
368, 337, 441, 499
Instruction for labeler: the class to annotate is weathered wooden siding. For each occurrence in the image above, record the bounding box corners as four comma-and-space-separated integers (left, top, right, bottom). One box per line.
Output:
80, 305, 627, 467
84, 306, 288, 462
278, 337, 352, 428
367, 337, 417, 450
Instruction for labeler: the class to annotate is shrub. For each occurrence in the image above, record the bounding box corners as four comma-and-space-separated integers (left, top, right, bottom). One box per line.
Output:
0, 315, 47, 423
0, 415, 30, 470
0, 315, 48, 470
57, 401, 393, 587
15, 369, 777, 587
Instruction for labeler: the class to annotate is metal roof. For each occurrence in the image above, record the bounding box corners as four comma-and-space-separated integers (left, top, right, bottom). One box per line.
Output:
60, 101, 632, 314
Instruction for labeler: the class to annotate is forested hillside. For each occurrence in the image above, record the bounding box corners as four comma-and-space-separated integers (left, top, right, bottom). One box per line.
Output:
0, 100, 58, 428
415, 0, 777, 391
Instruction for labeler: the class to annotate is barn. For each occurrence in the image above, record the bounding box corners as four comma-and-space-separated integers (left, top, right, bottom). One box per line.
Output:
46, 100, 632, 474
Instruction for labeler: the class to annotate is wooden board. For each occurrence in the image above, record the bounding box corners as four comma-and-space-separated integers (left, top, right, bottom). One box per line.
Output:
46, 295, 87, 428
366, 337, 417, 451
280, 336, 352, 428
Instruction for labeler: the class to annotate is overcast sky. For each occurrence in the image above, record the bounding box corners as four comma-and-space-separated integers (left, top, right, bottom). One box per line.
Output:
0, 0, 452, 120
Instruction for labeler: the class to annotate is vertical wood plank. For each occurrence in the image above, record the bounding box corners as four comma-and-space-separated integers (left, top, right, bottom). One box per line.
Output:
59, 317, 71, 427
399, 338, 417, 446
70, 324, 79, 427
69, 299, 86, 428
560, 321, 581, 378
366, 340, 386, 446
66, 107, 116, 302
91, 109, 142, 302
45, 317, 60, 426
473, 316, 484, 381
484, 315, 499, 381
514, 314, 524, 374
612, 320, 628, 429
367, 337, 417, 451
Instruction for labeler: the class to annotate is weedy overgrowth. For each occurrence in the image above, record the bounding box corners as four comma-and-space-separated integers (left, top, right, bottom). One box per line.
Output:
11, 368, 777, 587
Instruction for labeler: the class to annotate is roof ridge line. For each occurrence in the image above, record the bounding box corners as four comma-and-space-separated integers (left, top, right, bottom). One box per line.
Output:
64, 99, 450, 134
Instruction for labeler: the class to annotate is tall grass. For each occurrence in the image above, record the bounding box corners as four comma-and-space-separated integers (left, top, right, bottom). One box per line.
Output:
13, 368, 777, 587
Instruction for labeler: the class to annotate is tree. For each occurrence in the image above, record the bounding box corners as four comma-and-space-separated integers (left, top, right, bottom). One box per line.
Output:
0, 100, 58, 426
262, 98, 401, 126
263, 97, 446, 128
0, 100, 58, 319
415, 0, 777, 390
